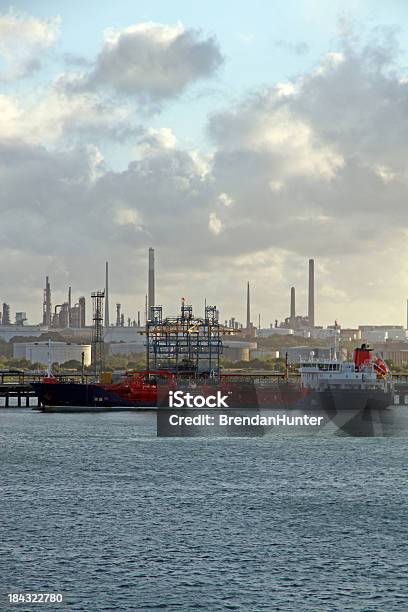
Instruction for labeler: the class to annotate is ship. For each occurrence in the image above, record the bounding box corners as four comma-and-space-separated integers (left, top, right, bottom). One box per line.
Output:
31, 370, 170, 412
31, 344, 393, 412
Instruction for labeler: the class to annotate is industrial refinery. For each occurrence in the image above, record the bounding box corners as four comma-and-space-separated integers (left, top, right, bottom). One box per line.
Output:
1, 250, 408, 368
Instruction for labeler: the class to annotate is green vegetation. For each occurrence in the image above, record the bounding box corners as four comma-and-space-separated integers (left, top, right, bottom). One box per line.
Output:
221, 357, 287, 371
0, 353, 146, 373
10, 331, 67, 344
98, 354, 146, 372
0, 357, 40, 370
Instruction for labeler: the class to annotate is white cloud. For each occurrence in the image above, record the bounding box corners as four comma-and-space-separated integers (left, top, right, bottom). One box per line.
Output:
114, 208, 141, 227
135, 127, 177, 157
269, 180, 284, 193
209, 98, 344, 180
0, 91, 138, 145
66, 22, 223, 106
218, 192, 234, 207
209, 212, 223, 235
375, 165, 396, 184
0, 9, 60, 80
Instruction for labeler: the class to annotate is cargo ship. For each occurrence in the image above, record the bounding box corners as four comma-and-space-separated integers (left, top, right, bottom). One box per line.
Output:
31, 344, 393, 412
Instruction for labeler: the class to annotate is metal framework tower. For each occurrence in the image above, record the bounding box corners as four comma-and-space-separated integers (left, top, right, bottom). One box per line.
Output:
91, 291, 105, 378
144, 302, 236, 378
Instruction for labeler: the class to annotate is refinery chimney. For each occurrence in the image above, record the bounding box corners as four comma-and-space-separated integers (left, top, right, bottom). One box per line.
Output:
104, 261, 110, 328
308, 259, 315, 328
290, 286, 296, 319
43, 276, 52, 327
148, 248, 155, 320
246, 281, 251, 329
68, 286, 72, 328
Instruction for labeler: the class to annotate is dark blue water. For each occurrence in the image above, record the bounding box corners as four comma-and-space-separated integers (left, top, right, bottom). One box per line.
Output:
1, 408, 407, 611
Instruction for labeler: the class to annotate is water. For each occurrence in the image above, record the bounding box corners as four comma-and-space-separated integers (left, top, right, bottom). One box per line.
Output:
1, 408, 407, 611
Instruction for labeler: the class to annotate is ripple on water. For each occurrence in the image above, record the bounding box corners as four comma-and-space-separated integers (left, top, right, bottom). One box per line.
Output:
0, 409, 407, 611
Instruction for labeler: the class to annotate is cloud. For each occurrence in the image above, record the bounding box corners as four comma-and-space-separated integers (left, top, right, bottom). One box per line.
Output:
114, 207, 141, 227
65, 22, 223, 107
134, 127, 177, 157
207, 26, 408, 257
0, 9, 60, 80
208, 212, 223, 235
0, 91, 140, 145
209, 89, 344, 180
2, 23, 408, 327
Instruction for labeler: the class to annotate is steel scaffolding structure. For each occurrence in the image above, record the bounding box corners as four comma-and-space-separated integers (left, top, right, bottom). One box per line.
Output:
144, 301, 237, 378
91, 290, 105, 379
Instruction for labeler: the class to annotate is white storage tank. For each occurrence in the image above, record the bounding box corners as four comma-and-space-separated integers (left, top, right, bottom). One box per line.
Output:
13, 341, 92, 365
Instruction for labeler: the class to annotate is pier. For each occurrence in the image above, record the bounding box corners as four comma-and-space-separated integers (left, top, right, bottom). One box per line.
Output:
0, 371, 94, 408
1, 369, 408, 408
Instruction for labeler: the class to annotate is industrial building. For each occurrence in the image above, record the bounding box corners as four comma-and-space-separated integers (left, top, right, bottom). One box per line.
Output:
257, 327, 294, 337
4, 251, 408, 371
370, 341, 408, 367
13, 341, 92, 366
250, 349, 280, 359
0, 325, 52, 342
379, 348, 408, 367
109, 342, 145, 356
286, 346, 343, 364
223, 340, 257, 362
105, 327, 144, 343
42, 276, 87, 330
359, 326, 406, 343
1, 303, 11, 325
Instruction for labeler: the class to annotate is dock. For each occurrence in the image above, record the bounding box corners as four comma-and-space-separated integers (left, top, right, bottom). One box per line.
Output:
0, 371, 93, 408
1, 370, 408, 408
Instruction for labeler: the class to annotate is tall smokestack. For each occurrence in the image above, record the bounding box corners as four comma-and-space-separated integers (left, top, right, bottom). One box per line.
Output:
68, 286, 72, 328
79, 296, 85, 328
308, 259, 315, 327
246, 281, 251, 329
43, 276, 52, 327
104, 261, 110, 328
290, 286, 296, 319
148, 248, 155, 320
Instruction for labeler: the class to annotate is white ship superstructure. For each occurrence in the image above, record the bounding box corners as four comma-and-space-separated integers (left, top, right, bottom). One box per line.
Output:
299, 344, 392, 394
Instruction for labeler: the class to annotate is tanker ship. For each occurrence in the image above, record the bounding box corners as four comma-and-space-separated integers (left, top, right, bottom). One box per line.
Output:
31, 344, 393, 412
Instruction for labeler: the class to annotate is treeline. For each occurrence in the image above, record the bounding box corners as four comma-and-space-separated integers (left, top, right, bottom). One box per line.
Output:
0, 354, 147, 372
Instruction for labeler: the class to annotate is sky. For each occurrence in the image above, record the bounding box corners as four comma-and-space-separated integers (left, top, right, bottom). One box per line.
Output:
1, 1, 408, 328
